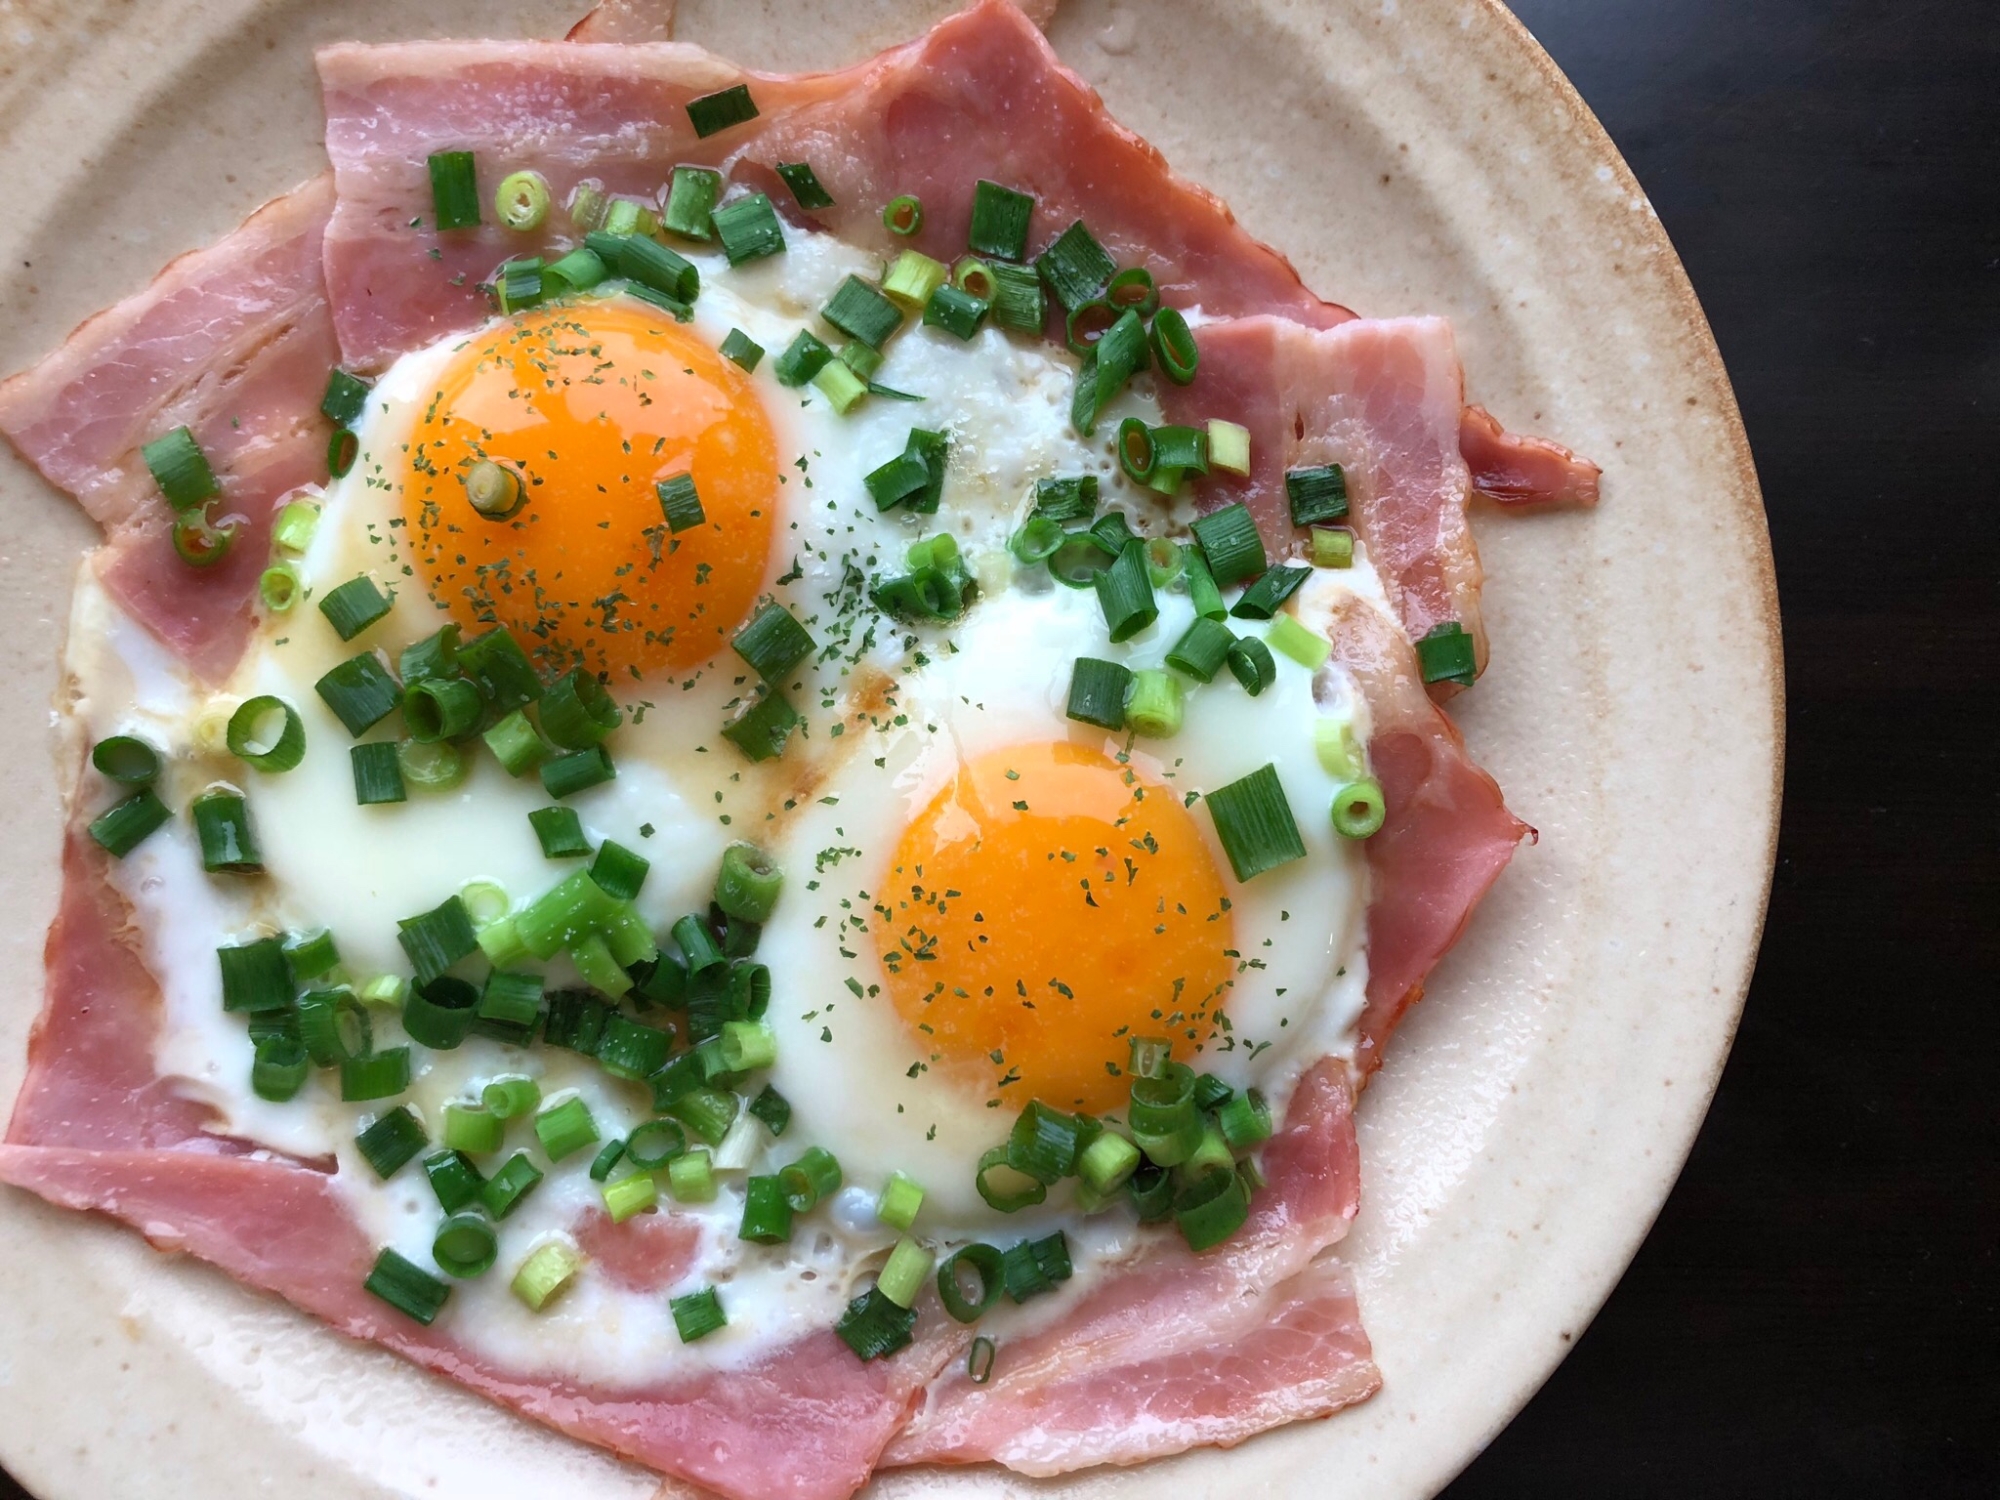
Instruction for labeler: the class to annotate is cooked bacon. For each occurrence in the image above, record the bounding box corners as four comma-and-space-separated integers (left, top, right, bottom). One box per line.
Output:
885, 1064, 1378, 1473
1461, 403, 1601, 508
0, 180, 340, 682
316, 0, 1344, 367
0, 1141, 951, 1500
1159, 314, 1490, 687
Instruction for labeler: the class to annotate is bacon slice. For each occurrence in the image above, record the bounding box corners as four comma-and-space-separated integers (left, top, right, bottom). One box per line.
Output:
0, 179, 340, 682
315, 0, 1345, 368
885, 1064, 1378, 1473
1461, 403, 1601, 509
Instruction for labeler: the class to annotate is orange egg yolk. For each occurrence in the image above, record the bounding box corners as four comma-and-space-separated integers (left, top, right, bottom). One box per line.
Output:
399, 304, 778, 678
878, 741, 1236, 1116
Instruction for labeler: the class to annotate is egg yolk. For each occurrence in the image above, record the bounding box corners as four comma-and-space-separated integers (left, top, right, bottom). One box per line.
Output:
400, 304, 778, 677
878, 741, 1236, 1116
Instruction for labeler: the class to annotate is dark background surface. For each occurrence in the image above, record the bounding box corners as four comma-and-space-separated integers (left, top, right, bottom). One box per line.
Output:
4, 0, 1997, 1497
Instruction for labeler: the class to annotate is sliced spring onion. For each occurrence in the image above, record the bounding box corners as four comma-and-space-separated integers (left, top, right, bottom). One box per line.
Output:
566, 179, 608, 233
986, 261, 1046, 333
1065, 656, 1131, 731
588, 1138, 626, 1183
259, 563, 301, 612
1231, 564, 1311, 621
1032, 475, 1097, 521
493, 256, 545, 315
458, 626, 542, 713
250, 1035, 309, 1102
1006, 1102, 1087, 1184
1182, 549, 1225, 623
668, 1148, 717, 1203
366, 1247, 451, 1324
668, 1285, 727, 1343
432, 1212, 498, 1279
1149, 306, 1200, 384
357, 1106, 428, 1179
142, 425, 219, 510
541, 668, 622, 751
773, 328, 833, 388
493, 169, 550, 232
824, 274, 905, 348
509, 1238, 581, 1311
217, 935, 290, 1013
778, 1145, 842, 1212
1117, 416, 1156, 482
528, 805, 590, 860
284, 928, 340, 984
1129, 1061, 1203, 1165
878, 1238, 935, 1310
1175, 1165, 1253, 1252
1151, 424, 1210, 474
1311, 525, 1355, 568
397, 895, 478, 985
732, 602, 817, 683
474, 972, 542, 1043
461, 458, 524, 519
687, 83, 758, 137
1268, 614, 1332, 669
1314, 718, 1364, 781
1105, 266, 1159, 316
350, 741, 406, 806
192, 787, 260, 873
319, 575, 392, 642
272, 500, 319, 554
882, 194, 923, 235
1010, 515, 1065, 564
482, 1075, 541, 1122
937, 1242, 1004, 1322
1095, 539, 1157, 642
812, 358, 868, 413
543, 246, 607, 297
719, 326, 764, 371
595, 1015, 671, 1080
748, 1084, 792, 1136
968, 1335, 997, 1384
427, 150, 480, 230
297, 986, 370, 1066
404, 976, 478, 1051
720, 688, 800, 764
649, 472, 706, 535
1189, 503, 1267, 589
839, 340, 884, 380
1146, 536, 1185, 589
588, 839, 649, 902
1035, 219, 1115, 312
1068, 307, 1149, 436
91, 734, 160, 786
1066, 298, 1117, 357
712, 841, 784, 923
1204, 763, 1306, 882
739, 1174, 794, 1243
481, 1152, 546, 1221
1331, 777, 1387, 839
401, 676, 481, 744
601, 1171, 657, 1224
424, 1150, 486, 1213
975, 1144, 1048, 1213
1286, 463, 1349, 526
876, 1171, 925, 1231
358, 974, 409, 1010
835, 1286, 917, 1361
1166, 617, 1235, 682
1079, 1130, 1141, 1193
171, 504, 239, 568
1417, 621, 1478, 687
620, 1118, 686, 1172
924, 283, 989, 340
89, 789, 169, 857
968, 179, 1034, 260
712, 192, 785, 265
1127, 1160, 1175, 1220
718, 1019, 777, 1072
321, 368, 370, 426
340, 1046, 412, 1103
882, 250, 949, 311
398, 624, 459, 688
541, 744, 616, 799
315, 651, 401, 738
1208, 419, 1252, 476
1227, 635, 1276, 696
952, 256, 998, 302
569, 931, 631, 997
327, 427, 360, 479
1001, 1231, 1073, 1303
1217, 1087, 1274, 1150
661, 165, 721, 240
772, 158, 833, 210
1125, 667, 1184, 738
600, 199, 658, 239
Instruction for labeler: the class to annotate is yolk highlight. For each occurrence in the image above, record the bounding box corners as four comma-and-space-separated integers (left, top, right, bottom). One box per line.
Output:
878, 741, 1236, 1116
400, 303, 778, 677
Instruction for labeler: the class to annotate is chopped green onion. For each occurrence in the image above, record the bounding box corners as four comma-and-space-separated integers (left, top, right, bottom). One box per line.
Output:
482, 1075, 541, 1121
720, 688, 800, 763
540, 668, 621, 751
217, 935, 290, 1013
1232, 564, 1311, 621
600, 199, 658, 239
1184, 548, 1227, 622
1006, 1101, 1087, 1184
259, 563, 301, 612
566, 180, 608, 233
458, 626, 542, 713
1268, 614, 1332, 669
1066, 299, 1118, 357
923, 283, 989, 340
967, 1336, 997, 1383
543, 989, 611, 1055
493, 169, 550, 232
595, 1015, 670, 1080
1094, 539, 1157, 643
968, 179, 1034, 260
601, 1171, 658, 1224
297, 986, 369, 1065
171, 504, 238, 568
663, 165, 722, 239
427, 150, 480, 230
882, 249, 949, 310
1010, 515, 1065, 564
398, 625, 459, 691
1032, 475, 1096, 522
527, 805, 589, 860
778, 1146, 842, 1212
619, 1118, 685, 1172
1002, 1231, 1073, 1303
605, 233, 701, 303
1105, 266, 1158, 316
1065, 656, 1131, 731
315, 651, 401, 738
1227, 636, 1276, 696
1145, 536, 1185, 589
141, 426, 219, 510
1204, 763, 1306, 882
1166, 617, 1235, 682
687, 83, 758, 137
1175, 1165, 1252, 1252
1128, 1160, 1175, 1220
350, 741, 406, 806
92, 734, 160, 786
459, 458, 524, 519
836, 1285, 917, 1361
588, 1139, 626, 1182
359, 974, 409, 1010
1314, 717, 1364, 780
340, 1046, 412, 1103
357, 1106, 428, 1178
284, 928, 340, 984
875, 1171, 925, 1231
864, 449, 930, 511
192, 788, 260, 874
404, 976, 477, 1051
718, 1019, 776, 1072
712, 192, 785, 265
773, 328, 833, 387
878, 1237, 934, 1309
1149, 306, 1200, 384
838, 340, 884, 380
321, 368, 370, 426
397, 895, 478, 985
401, 677, 481, 744
88, 789, 169, 857
509, 1238, 581, 1310
667, 1285, 726, 1343
1079, 1130, 1141, 1193
748, 1084, 792, 1136
543, 246, 607, 297
649, 471, 706, 535
423, 1150, 485, 1213
709, 841, 782, 924
1331, 777, 1387, 839
952, 256, 998, 302
1216, 1088, 1274, 1150
568, 931, 631, 997
671, 912, 726, 976
986, 261, 1046, 333
720, 327, 764, 371
474, 972, 542, 1045
1208, 419, 1251, 476
1068, 308, 1148, 436
273, 500, 319, 554
1125, 668, 1184, 738
937, 1242, 1004, 1322
481, 1152, 546, 1220
1128, 1061, 1202, 1165
1183, 1121, 1235, 1178
1035, 219, 1115, 312
812, 358, 868, 413
588, 840, 648, 902
1088, 509, 1135, 557
1151, 425, 1209, 474
774, 159, 834, 210
327, 427, 360, 479
541, 744, 616, 799
882, 194, 923, 235
318, 576, 392, 642
1417, 621, 1478, 687
732, 602, 817, 684
1190, 503, 1266, 589
1129, 1035, 1174, 1079
975, 1144, 1047, 1213
493, 256, 545, 315
823, 275, 904, 348
739, 1174, 793, 1243
668, 1148, 717, 1203
432, 1212, 498, 1279
250, 1035, 309, 1101
1286, 463, 1349, 526
366, 1247, 450, 1324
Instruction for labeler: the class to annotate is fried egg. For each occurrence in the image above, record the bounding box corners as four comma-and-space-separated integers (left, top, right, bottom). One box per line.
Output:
62, 217, 1396, 1378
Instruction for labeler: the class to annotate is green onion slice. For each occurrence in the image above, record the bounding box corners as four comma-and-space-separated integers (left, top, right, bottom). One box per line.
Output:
1190, 503, 1267, 589
192, 787, 260, 873
882, 194, 923, 235
1094, 538, 1157, 643
321, 369, 370, 426
835, 1286, 917, 1361
170, 505, 239, 568
969, 180, 1034, 261
1035, 219, 1115, 312
494, 170, 550, 232
259, 563, 301, 612
1416, 621, 1478, 687
1175, 1165, 1253, 1252
1065, 656, 1131, 731
1149, 306, 1200, 385
91, 735, 160, 786
141, 426, 219, 511
974, 1144, 1048, 1213
463, 458, 525, 519
936, 1242, 1004, 1323
1231, 564, 1311, 621
427, 151, 480, 231
432, 1212, 499, 1279
327, 428, 359, 480
1105, 266, 1159, 316
250, 1034, 309, 1102
671, 1286, 728, 1342
365, 1247, 451, 1324
1331, 777, 1387, 839
1204, 763, 1307, 882
712, 192, 785, 266
687, 83, 758, 137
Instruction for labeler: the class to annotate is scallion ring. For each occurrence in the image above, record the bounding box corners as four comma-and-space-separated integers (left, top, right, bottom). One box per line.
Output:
432, 1212, 499, 1278
1047, 535, 1116, 589
1009, 515, 1065, 565
936, 1242, 1004, 1323
882, 195, 923, 236
967, 1335, 997, 1384
400, 739, 468, 793
327, 427, 359, 480
1106, 267, 1159, 317
225, 695, 306, 773
1149, 307, 1199, 385
1331, 776, 1387, 839
463, 459, 525, 519
1117, 417, 1156, 483
952, 256, 998, 302
259, 563, 301, 612
494, 170, 551, 232
1144, 536, 1184, 587
1064, 299, 1118, 357
171, 505, 239, 568
91, 735, 161, 786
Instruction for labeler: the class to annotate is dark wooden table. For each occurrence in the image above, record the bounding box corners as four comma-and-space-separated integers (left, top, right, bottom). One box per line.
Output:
4, 1, 1994, 1497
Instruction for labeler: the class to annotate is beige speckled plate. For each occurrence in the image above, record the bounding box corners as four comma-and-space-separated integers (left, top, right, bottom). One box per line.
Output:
0, 1, 1778, 1496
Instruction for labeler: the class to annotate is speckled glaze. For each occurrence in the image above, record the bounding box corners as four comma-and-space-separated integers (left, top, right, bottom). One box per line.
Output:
0, 2, 1779, 1497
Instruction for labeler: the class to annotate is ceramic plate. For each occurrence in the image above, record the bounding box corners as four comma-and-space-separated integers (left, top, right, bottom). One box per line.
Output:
0, 1, 1778, 1496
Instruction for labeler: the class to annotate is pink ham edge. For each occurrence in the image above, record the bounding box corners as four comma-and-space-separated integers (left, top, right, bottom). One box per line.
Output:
0, 178, 340, 682
564, 0, 1060, 44
885, 1064, 1379, 1472
0, 1144, 953, 1500
314, 0, 1346, 369
1461, 402, 1601, 508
